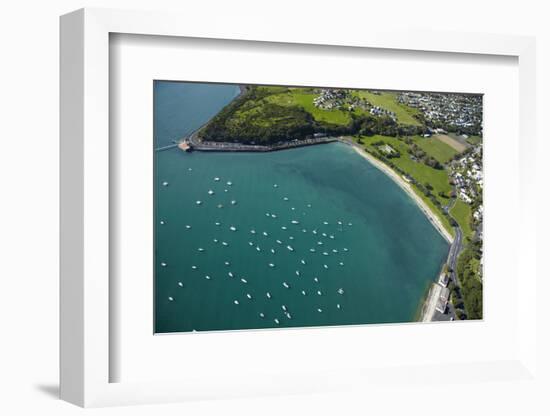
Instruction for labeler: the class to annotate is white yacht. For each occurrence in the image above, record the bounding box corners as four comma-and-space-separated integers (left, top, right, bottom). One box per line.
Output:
337, 288, 345, 295
178, 282, 183, 287
160, 262, 167, 267
317, 290, 322, 296
266, 292, 272, 299
240, 278, 247, 284
317, 308, 323, 313
160, 220, 165, 225
295, 270, 300, 276
301, 290, 306, 296
229, 226, 237, 231
221, 241, 228, 246
205, 275, 211, 280
259, 312, 265, 318
162, 181, 169, 186
282, 282, 290, 289
185, 225, 192, 229
281, 226, 287, 230
227, 181, 232, 186
276, 240, 282, 245
228, 272, 234, 278
262, 231, 268, 236
268, 263, 275, 268
197, 248, 204, 252
230, 200, 237, 205
168, 296, 174, 301
246, 293, 252, 299
286, 245, 294, 251
309, 248, 316, 253
233, 300, 239, 305
214, 177, 220, 182
191, 265, 197, 270
207, 189, 214, 195
300, 259, 306, 265
323, 264, 328, 269
274, 318, 280, 324
196, 200, 202, 205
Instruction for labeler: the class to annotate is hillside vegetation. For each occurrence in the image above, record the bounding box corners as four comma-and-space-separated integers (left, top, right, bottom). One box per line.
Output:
199, 86, 424, 144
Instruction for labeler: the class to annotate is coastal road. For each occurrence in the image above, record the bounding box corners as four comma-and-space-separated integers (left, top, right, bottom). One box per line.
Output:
447, 226, 462, 287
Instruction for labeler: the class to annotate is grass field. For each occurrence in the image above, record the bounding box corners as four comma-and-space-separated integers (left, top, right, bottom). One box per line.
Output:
450, 199, 473, 242
351, 90, 421, 126
411, 135, 459, 164
466, 135, 482, 145
356, 135, 454, 237
359, 135, 452, 205
264, 87, 355, 125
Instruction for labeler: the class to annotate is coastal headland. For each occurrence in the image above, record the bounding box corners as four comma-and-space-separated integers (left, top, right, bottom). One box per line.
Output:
161, 82, 483, 323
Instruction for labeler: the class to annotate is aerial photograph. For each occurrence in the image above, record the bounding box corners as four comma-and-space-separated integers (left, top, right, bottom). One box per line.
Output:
154, 81, 483, 333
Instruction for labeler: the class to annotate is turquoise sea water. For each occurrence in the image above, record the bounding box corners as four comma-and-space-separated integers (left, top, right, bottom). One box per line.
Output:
154, 81, 449, 333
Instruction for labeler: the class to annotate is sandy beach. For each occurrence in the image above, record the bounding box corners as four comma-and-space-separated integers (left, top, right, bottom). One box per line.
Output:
419, 283, 442, 322
345, 140, 453, 323
348, 143, 453, 244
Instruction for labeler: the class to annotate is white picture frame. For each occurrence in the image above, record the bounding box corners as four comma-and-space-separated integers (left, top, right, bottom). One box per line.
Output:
60, 7, 538, 407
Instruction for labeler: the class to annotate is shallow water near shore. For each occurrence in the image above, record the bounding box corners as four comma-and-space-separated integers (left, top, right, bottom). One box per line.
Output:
154, 81, 449, 333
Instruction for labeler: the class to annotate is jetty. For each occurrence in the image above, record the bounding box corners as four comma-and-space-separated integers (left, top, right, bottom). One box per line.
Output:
182, 134, 337, 153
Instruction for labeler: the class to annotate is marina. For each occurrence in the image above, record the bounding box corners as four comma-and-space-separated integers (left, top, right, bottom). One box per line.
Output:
154, 81, 450, 333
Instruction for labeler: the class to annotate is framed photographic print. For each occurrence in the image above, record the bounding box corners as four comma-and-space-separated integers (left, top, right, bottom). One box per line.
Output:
153, 81, 482, 334
60, 8, 538, 407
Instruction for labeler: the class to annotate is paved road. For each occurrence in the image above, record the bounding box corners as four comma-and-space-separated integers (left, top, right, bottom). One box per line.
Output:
447, 226, 462, 287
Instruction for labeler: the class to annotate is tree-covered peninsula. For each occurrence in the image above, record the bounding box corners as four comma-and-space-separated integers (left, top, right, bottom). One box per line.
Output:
198, 86, 424, 145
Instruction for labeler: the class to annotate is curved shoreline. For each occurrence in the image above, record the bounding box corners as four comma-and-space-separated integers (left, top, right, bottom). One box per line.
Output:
346, 144, 453, 323
347, 144, 453, 244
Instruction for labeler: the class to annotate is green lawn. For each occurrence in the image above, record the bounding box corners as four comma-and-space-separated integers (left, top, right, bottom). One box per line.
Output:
356, 135, 455, 237
360, 135, 452, 205
265, 88, 354, 125
352, 90, 421, 126
411, 135, 459, 164
466, 135, 482, 145
450, 199, 473, 242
